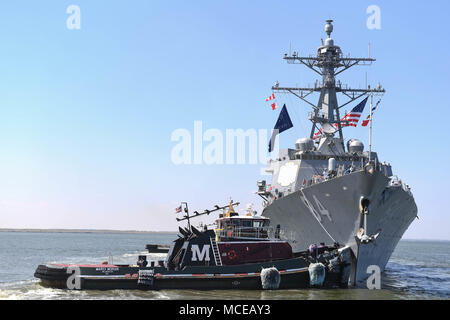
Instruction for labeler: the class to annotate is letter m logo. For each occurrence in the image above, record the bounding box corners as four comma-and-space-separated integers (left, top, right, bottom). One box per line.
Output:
191, 244, 210, 262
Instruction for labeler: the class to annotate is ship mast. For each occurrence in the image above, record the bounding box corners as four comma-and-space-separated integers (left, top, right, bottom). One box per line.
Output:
272, 20, 385, 152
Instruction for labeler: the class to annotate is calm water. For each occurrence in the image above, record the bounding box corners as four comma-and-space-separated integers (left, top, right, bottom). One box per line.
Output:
0, 232, 448, 300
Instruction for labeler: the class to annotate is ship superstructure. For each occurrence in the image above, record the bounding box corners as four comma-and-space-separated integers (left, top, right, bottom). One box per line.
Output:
257, 20, 418, 285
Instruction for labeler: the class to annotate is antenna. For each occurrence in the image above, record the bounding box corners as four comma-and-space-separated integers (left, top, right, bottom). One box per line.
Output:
365, 72, 368, 89
369, 92, 373, 162
179, 202, 190, 230
272, 20, 385, 147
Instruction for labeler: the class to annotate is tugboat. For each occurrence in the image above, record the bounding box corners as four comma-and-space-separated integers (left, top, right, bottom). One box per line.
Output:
34, 201, 352, 290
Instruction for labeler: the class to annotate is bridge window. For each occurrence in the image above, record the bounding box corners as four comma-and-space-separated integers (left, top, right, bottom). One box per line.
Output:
242, 220, 252, 227
253, 221, 263, 228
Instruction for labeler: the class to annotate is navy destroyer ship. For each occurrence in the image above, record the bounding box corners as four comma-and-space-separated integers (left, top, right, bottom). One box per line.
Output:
256, 20, 418, 286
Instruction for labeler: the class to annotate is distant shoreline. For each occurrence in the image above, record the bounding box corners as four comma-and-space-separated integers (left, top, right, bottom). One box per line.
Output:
0, 228, 177, 234
0, 228, 447, 241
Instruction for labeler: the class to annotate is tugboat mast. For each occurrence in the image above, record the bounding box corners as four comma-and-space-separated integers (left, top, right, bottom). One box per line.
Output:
272, 20, 385, 152
176, 201, 240, 224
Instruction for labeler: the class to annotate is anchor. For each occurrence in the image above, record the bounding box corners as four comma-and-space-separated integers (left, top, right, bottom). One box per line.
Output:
356, 197, 381, 245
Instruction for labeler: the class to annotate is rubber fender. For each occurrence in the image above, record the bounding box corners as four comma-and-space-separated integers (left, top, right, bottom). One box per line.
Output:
308, 263, 326, 286
260, 267, 280, 290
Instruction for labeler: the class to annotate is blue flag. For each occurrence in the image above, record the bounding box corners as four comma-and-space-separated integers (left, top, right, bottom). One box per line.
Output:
268, 104, 293, 152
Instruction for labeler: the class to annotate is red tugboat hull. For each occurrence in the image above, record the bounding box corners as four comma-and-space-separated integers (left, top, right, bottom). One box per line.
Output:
218, 241, 292, 265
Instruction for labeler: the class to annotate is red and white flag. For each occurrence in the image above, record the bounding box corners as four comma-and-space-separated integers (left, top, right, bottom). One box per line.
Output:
271, 102, 278, 110
361, 118, 370, 127
313, 128, 322, 140
362, 98, 381, 127
265, 93, 275, 101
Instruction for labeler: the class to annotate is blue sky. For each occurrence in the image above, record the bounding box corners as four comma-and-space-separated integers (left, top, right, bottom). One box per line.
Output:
0, 1, 448, 240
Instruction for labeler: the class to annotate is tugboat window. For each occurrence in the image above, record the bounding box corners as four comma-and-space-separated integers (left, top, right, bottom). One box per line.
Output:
242, 220, 252, 227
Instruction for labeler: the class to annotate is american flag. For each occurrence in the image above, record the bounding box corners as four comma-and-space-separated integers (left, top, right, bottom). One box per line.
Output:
265, 93, 275, 101
175, 205, 182, 213
312, 97, 368, 139
340, 97, 368, 127
362, 98, 381, 127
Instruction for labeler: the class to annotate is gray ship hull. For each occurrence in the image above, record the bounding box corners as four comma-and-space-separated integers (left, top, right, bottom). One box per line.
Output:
263, 170, 418, 285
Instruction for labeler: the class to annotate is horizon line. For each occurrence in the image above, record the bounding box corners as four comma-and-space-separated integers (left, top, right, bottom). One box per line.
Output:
0, 228, 448, 242
0, 228, 177, 234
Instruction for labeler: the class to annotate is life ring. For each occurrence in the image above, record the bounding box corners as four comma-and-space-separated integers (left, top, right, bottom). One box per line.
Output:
228, 250, 237, 259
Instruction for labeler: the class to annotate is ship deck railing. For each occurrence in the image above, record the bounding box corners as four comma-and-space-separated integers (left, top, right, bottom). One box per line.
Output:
302, 160, 386, 188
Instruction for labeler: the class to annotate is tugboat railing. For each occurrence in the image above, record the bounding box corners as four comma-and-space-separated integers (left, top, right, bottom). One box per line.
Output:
215, 226, 275, 241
